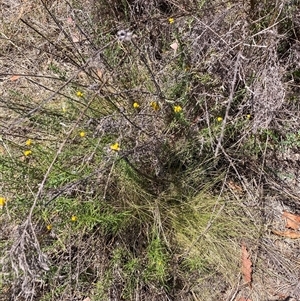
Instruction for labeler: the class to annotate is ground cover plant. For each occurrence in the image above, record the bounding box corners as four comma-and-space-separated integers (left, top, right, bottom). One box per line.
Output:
1, 0, 300, 300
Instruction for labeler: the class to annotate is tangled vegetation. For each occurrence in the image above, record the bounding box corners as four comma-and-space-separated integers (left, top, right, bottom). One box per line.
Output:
1, 0, 300, 300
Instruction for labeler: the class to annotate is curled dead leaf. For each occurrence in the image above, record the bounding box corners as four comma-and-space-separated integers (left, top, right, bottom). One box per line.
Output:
282, 211, 300, 230
272, 229, 300, 239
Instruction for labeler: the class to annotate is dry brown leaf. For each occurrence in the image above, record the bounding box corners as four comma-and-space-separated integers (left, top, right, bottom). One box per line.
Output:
170, 42, 178, 50
237, 298, 252, 301
282, 211, 300, 230
71, 33, 80, 43
66, 17, 74, 25
241, 243, 252, 285
83, 298, 91, 301
170, 42, 178, 54
10, 75, 20, 81
0, 146, 5, 155
272, 229, 300, 239
228, 180, 244, 195
96, 68, 103, 79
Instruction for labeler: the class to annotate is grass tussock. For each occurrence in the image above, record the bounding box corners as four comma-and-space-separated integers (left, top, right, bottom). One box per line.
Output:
1, 0, 300, 300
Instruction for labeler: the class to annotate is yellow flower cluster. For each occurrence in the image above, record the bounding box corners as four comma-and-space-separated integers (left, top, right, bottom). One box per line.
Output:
110, 142, 120, 151
79, 131, 86, 138
0, 197, 6, 207
24, 139, 33, 157
168, 17, 174, 24
23, 150, 32, 157
76, 91, 83, 97
71, 215, 78, 222
133, 102, 140, 109
217, 117, 223, 122
150, 101, 160, 111
174, 105, 182, 113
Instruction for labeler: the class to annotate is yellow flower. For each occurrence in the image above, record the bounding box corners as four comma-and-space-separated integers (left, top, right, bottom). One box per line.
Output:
79, 131, 86, 138
0, 197, 6, 207
133, 102, 140, 109
246, 114, 251, 119
76, 91, 83, 97
174, 105, 182, 113
46, 224, 52, 231
23, 150, 32, 156
150, 101, 160, 111
25, 139, 32, 146
217, 117, 223, 122
168, 17, 174, 24
110, 142, 120, 151
71, 215, 77, 222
